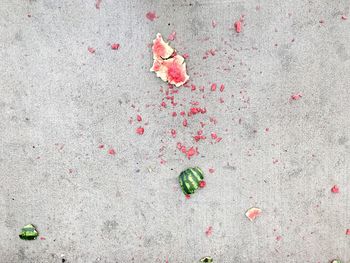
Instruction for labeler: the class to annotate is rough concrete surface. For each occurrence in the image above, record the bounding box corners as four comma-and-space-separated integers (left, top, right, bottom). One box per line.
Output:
1, 0, 350, 262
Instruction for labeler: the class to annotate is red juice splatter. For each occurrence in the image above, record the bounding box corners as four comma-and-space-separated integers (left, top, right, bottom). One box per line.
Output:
276, 236, 282, 241
209, 168, 215, 173
211, 132, 217, 139
136, 127, 144, 135
342, 15, 348, 20
191, 84, 196, 91
212, 20, 217, 28
168, 31, 176, 41
171, 129, 177, 138
219, 98, 224, 103
172, 112, 177, 117
205, 226, 212, 236
111, 43, 120, 50
137, 115, 142, 122
331, 185, 339, 193
346, 229, 350, 235
183, 119, 188, 127
146, 11, 157, 21
183, 53, 190, 59
181, 146, 187, 153
40, 237, 46, 240
108, 148, 116, 155
95, 0, 102, 9
186, 147, 197, 159
215, 137, 222, 142
234, 21, 242, 33
161, 101, 167, 108
98, 144, 105, 149
291, 93, 302, 100
185, 194, 191, 199
199, 180, 206, 188
180, 111, 185, 116
177, 142, 182, 149
88, 47, 96, 53
220, 84, 225, 92
211, 83, 217, 91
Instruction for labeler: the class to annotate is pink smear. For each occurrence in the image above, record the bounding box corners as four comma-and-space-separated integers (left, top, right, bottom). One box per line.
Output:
276, 236, 282, 241
209, 168, 215, 173
95, 0, 102, 9
346, 229, 350, 235
108, 148, 116, 155
40, 237, 46, 240
183, 53, 190, 59
168, 31, 176, 41
146, 11, 157, 21
111, 43, 120, 50
211, 132, 217, 139
211, 83, 217, 91
331, 185, 339, 193
88, 47, 96, 53
98, 144, 104, 149
205, 226, 213, 237
291, 93, 302, 100
342, 15, 348, 20
234, 21, 242, 33
136, 127, 144, 135
137, 115, 142, 122
212, 20, 217, 28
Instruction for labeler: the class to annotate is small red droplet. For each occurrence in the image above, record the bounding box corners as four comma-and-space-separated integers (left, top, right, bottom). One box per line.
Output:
171, 129, 176, 138
185, 194, 191, 199
40, 237, 46, 240
108, 148, 116, 155
146, 11, 157, 21
342, 15, 348, 20
180, 111, 185, 116
161, 101, 167, 108
211, 132, 217, 139
172, 112, 177, 117
291, 93, 302, 100
167, 31, 176, 41
199, 180, 206, 188
183, 119, 188, 127
111, 43, 120, 50
98, 144, 105, 149
209, 168, 215, 173
211, 83, 217, 91
136, 127, 144, 135
276, 236, 282, 241
205, 226, 213, 237
346, 229, 350, 235
331, 185, 339, 193
265, 128, 269, 132
88, 47, 96, 53
183, 53, 190, 59
95, 0, 102, 9
234, 21, 242, 33
220, 84, 225, 92
136, 115, 142, 122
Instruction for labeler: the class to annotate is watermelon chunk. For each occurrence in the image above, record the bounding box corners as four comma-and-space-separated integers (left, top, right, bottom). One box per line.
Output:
150, 33, 189, 87
200, 256, 213, 263
19, 224, 39, 240
245, 207, 262, 221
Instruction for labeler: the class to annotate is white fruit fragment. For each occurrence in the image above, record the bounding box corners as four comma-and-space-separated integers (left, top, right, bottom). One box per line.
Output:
150, 33, 189, 87
245, 207, 262, 221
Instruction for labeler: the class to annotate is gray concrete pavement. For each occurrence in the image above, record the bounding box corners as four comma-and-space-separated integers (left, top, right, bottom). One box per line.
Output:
1, 0, 350, 262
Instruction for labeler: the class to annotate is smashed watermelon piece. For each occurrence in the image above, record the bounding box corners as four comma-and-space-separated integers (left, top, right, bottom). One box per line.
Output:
150, 33, 189, 87
19, 224, 39, 240
245, 207, 262, 221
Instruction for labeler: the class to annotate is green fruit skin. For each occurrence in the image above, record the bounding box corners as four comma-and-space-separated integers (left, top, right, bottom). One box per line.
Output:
179, 167, 204, 195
